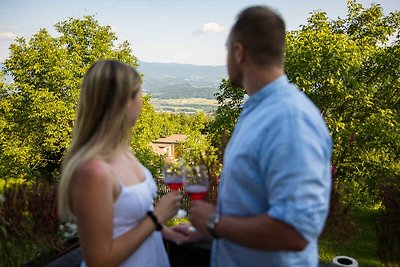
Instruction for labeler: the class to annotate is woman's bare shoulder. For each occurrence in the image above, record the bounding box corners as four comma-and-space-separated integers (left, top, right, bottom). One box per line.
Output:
72, 159, 112, 188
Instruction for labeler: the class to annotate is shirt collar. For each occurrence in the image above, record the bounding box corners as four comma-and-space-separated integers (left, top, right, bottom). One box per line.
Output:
243, 74, 289, 110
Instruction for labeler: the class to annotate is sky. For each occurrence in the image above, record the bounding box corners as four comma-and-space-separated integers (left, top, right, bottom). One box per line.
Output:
0, 0, 399, 66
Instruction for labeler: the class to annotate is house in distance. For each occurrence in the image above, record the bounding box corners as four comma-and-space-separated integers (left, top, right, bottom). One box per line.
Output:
150, 134, 187, 160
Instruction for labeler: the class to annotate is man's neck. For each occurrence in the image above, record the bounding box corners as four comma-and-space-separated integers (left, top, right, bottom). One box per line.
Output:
242, 66, 284, 96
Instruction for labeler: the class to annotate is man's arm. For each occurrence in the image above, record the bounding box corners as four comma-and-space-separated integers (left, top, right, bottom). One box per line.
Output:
189, 201, 308, 251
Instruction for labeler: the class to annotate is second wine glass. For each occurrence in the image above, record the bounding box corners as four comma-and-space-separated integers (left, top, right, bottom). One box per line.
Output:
184, 164, 209, 201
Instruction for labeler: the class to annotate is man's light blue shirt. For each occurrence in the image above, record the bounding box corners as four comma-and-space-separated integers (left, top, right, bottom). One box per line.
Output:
211, 75, 332, 267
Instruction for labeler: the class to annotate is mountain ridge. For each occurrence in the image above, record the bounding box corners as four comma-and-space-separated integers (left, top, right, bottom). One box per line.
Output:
137, 61, 227, 99
1, 61, 229, 99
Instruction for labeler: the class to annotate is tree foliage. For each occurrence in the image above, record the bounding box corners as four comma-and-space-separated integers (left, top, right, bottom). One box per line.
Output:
206, 79, 245, 161
0, 16, 137, 181
285, 0, 399, 205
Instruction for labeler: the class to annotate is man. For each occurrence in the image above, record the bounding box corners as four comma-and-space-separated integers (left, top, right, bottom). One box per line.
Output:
187, 6, 332, 267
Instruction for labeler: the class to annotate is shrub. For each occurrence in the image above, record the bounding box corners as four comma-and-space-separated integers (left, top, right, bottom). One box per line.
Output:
0, 180, 65, 266
376, 176, 400, 265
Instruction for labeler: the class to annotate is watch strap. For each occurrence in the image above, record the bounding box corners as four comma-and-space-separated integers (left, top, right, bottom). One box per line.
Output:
147, 211, 163, 231
207, 212, 220, 239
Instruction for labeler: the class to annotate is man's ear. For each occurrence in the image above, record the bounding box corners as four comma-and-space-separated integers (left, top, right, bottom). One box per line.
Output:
234, 42, 245, 63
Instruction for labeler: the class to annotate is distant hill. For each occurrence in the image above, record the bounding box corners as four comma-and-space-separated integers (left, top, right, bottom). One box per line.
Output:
137, 61, 227, 99
1, 61, 228, 100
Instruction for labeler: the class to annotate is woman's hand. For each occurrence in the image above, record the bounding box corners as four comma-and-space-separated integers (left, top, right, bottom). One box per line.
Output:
154, 191, 182, 223
169, 223, 206, 245
162, 226, 190, 245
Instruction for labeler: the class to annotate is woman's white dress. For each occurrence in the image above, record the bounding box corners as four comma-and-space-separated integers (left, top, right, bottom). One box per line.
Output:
81, 165, 170, 267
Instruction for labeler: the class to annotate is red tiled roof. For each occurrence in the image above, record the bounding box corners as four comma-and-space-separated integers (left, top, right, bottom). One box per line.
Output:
152, 134, 187, 144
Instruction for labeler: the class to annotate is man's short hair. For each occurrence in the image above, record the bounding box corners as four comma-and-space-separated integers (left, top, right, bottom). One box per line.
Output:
230, 6, 286, 67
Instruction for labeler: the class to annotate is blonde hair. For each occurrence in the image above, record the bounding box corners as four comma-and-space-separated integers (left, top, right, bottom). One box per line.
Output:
58, 60, 141, 221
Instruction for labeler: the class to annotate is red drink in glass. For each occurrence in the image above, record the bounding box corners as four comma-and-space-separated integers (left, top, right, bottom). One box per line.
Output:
163, 176, 184, 190
185, 185, 208, 200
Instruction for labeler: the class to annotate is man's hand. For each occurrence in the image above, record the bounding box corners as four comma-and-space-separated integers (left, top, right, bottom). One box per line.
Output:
188, 201, 216, 235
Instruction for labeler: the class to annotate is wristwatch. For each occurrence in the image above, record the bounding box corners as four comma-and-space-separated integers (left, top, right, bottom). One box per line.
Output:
207, 212, 221, 239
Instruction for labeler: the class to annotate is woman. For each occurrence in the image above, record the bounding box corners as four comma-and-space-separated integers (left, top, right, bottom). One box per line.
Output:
58, 60, 184, 267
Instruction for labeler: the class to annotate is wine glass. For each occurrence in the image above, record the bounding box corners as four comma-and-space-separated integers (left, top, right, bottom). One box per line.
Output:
162, 160, 187, 218
184, 164, 209, 232
184, 164, 209, 201
162, 160, 186, 191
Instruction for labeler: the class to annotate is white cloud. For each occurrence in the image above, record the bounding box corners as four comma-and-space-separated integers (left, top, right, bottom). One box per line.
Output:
194, 22, 226, 35
0, 32, 17, 40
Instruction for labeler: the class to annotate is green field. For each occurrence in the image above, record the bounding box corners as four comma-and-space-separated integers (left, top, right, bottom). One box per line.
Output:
150, 98, 218, 114
319, 208, 393, 267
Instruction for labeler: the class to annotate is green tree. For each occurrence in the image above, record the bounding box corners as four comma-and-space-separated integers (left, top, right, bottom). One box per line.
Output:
285, 0, 400, 205
0, 16, 137, 181
206, 79, 245, 161
0, 71, 6, 90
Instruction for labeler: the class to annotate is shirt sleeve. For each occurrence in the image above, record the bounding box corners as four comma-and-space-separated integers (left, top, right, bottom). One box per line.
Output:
260, 112, 332, 242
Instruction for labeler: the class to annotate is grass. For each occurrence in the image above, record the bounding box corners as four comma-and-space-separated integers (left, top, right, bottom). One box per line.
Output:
319, 207, 389, 266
